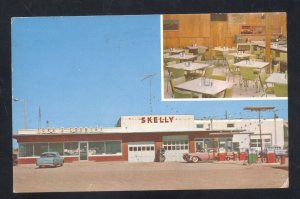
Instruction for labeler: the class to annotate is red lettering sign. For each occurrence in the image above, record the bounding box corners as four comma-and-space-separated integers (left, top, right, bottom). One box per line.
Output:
140, 116, 175, 124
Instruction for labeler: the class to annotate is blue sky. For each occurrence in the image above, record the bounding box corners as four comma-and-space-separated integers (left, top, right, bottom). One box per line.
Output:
12, 15, 288, 147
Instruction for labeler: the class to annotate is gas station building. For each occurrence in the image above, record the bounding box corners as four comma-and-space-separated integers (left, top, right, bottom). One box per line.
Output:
13, 115, 285, 164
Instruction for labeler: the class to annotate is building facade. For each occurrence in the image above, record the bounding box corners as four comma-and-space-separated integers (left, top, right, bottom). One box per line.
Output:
13, 115, 285, 164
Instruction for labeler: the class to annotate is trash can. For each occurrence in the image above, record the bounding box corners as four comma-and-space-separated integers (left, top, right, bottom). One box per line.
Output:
218, 153, 226, 161
280, 155, 286, 165
248, 149, 257, 164
239, 148, 247, 161
267, 152, 276, 163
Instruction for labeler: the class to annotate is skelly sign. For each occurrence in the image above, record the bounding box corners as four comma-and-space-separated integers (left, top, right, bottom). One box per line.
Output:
140, 116, 175, 124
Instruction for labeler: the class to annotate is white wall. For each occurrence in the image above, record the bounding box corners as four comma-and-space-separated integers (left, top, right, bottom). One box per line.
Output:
194, 118, 285, 148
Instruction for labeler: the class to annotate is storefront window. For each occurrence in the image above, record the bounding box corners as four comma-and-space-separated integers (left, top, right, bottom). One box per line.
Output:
64, 142, 79, 156
250, 139, 261, 147
19, 143, 34, 157
34, 143, 49, 156
105, 141, 121, 154
195, 138, 233, 152
263, 139, 271, 148
88, 141, 121, 155
49, 143, 64, 155
88, 142, 105, 155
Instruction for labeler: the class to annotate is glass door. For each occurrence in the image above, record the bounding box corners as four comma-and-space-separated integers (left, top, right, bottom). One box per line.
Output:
79, 142, 88, 161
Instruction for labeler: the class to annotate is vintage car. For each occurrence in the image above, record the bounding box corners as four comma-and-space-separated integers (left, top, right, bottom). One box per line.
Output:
36, 152, 64, 168
183, 149, 215, 163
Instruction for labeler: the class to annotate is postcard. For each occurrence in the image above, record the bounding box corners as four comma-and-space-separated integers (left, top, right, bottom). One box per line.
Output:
12, 13, 288, 193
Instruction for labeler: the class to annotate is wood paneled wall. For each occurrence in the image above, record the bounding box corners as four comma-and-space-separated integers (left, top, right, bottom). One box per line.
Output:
163, 13, 287, 50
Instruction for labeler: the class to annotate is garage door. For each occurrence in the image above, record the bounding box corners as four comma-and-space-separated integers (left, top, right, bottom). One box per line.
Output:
128, 142, 155, 163
163, 135, 189, 162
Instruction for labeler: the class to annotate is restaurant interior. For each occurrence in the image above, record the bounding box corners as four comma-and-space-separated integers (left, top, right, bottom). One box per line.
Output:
163, 13, 287, 99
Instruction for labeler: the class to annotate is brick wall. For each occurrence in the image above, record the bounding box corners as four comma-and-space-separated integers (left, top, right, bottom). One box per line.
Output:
15, 131, 232, 164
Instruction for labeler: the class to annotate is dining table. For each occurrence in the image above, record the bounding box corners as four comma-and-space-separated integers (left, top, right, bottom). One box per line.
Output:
174, 77, 232, 96
166, 62, 210, 72
228, 52, 251, 59
166, 53, 198, 62
233, 60, 269, 70
213, 47, 236, 53
163, 48, 185, 55
265, 73, 288, 84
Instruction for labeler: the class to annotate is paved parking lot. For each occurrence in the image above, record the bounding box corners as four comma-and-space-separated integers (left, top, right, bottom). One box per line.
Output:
13, 161, 288, 192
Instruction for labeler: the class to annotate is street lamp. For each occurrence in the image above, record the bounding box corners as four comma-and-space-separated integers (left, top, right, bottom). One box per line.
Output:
12, 97, 28, 129
244, 106, 274, 154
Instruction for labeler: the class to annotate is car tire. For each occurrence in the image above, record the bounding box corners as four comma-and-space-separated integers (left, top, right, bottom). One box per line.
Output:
192, 156, 199, 163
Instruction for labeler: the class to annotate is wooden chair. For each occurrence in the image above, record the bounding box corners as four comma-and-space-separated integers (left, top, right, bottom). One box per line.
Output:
258, 71, 274, 97
239, 67, 259, 91
210, 74, 227, 81
274, 83, 288, 97
224, 86, 233, 98
174, 89, 193, 98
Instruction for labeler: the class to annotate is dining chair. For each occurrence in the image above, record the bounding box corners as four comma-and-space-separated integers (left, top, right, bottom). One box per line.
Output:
194, 55, 203, 63
213, 50, 225, 67
204, 66, 214, 78
273, 63, 280, 73
274, 83, 288, 97
197, 48, 207, 59
239, 67, 259, 91
170, 76, 186, 95
173, 88, 193, 98
168, 68, 185, 79
280, 52, 287, 64
258, 71, 274, 97
226, 59, 240, 83
210, 74, 227, 81
250, 54, 257, 60
224, 86, 233, 98
228, 48, 237, 54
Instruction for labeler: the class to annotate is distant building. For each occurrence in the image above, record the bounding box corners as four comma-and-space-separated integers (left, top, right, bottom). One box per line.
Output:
13, 115, 286, 164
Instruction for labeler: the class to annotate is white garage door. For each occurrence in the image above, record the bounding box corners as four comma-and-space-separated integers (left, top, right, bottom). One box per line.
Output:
128, 142, 155, 163
163, 135, 189, 162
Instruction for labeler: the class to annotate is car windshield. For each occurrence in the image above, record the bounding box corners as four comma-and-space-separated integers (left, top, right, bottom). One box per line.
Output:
41, 153, 56, 158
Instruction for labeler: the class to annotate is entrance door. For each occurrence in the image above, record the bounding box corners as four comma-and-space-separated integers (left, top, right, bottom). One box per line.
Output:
79, 142, 88, 161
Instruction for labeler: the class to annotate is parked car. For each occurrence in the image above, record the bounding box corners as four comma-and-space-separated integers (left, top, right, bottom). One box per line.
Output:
36, 152, 64, 168
183, 149, 215, 163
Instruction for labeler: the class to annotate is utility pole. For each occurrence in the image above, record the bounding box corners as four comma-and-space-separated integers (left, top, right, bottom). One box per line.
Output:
23, 98, 28, 129
274, 112, 278, 145
244, 106, 274, 154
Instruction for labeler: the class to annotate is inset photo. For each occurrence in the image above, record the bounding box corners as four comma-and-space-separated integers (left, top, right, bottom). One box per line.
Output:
162, 13, 287, 99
